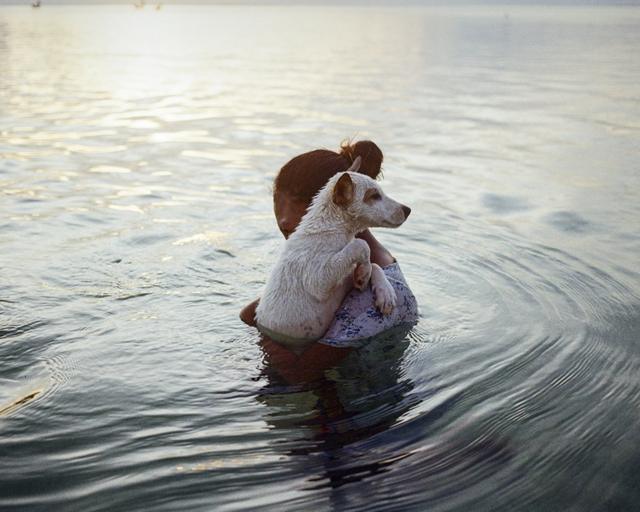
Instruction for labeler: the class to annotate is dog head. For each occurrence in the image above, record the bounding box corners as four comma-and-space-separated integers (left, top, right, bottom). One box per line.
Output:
332, 156, 411, 229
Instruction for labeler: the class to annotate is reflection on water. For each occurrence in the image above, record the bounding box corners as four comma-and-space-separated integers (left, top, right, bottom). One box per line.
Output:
258, 325, 415, 440
1, 4, 640, 512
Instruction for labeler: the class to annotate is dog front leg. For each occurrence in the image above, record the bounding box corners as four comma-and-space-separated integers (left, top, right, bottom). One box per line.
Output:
353, 261, 372, 291
371, 263, 397, 315
306, 239, 371, 300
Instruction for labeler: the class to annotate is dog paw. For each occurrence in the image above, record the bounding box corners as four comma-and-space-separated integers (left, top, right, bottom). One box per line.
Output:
373, 279, 397, 315
353, 262, 372, 291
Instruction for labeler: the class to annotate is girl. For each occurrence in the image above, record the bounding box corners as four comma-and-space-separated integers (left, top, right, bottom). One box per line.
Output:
241, 140, 418, 382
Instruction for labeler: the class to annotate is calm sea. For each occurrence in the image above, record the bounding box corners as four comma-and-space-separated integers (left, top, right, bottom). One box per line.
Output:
1, 4, 639, 511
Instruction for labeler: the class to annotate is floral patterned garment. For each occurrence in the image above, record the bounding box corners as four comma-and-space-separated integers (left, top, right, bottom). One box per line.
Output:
318, 262, 419, 348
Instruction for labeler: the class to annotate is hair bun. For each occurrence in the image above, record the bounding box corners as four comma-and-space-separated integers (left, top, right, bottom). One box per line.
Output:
340, 139, 383, 179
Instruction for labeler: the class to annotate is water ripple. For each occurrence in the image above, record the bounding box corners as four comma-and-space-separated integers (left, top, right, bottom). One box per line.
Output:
1, 4, 640, 512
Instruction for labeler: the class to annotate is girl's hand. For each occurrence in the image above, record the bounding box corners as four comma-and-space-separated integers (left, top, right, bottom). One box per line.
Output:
240, 298, 259, 326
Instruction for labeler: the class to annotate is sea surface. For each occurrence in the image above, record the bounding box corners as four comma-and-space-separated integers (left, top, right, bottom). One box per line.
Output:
1, 4, 639, 511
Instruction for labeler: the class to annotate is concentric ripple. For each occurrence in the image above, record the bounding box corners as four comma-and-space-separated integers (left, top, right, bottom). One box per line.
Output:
1, 4, 640, 512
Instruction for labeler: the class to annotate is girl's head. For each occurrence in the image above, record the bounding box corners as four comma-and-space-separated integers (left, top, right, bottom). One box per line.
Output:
273, 140, 384, 238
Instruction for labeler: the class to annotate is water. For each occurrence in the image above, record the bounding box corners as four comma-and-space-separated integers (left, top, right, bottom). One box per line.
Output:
1, 4, 639, 511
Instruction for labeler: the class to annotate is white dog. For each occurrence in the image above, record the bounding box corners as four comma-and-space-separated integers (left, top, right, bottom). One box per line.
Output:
255, 157, 411, 349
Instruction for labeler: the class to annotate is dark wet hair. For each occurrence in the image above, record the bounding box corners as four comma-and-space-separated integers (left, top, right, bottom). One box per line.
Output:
273, 140, 384, 203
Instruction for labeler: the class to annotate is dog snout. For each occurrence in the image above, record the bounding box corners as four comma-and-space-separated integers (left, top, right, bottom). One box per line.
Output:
402, 205, 411, 220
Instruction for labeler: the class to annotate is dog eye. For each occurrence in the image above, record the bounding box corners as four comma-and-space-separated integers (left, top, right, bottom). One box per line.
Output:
371, 192, 381, 200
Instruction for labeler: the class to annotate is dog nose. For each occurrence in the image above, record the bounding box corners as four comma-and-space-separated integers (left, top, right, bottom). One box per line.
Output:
402, 205, 411, 219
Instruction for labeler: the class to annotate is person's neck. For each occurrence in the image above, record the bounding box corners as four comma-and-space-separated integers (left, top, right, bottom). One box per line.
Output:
356, 229, 383, 249
356, 229, 396, 266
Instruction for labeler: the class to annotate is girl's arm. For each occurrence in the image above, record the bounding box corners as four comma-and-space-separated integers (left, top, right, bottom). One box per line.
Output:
356, 229, 395, 267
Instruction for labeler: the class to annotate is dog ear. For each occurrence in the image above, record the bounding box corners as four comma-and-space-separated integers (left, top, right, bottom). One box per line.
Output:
332, 172, 354, 207
346, 156, 361, 173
